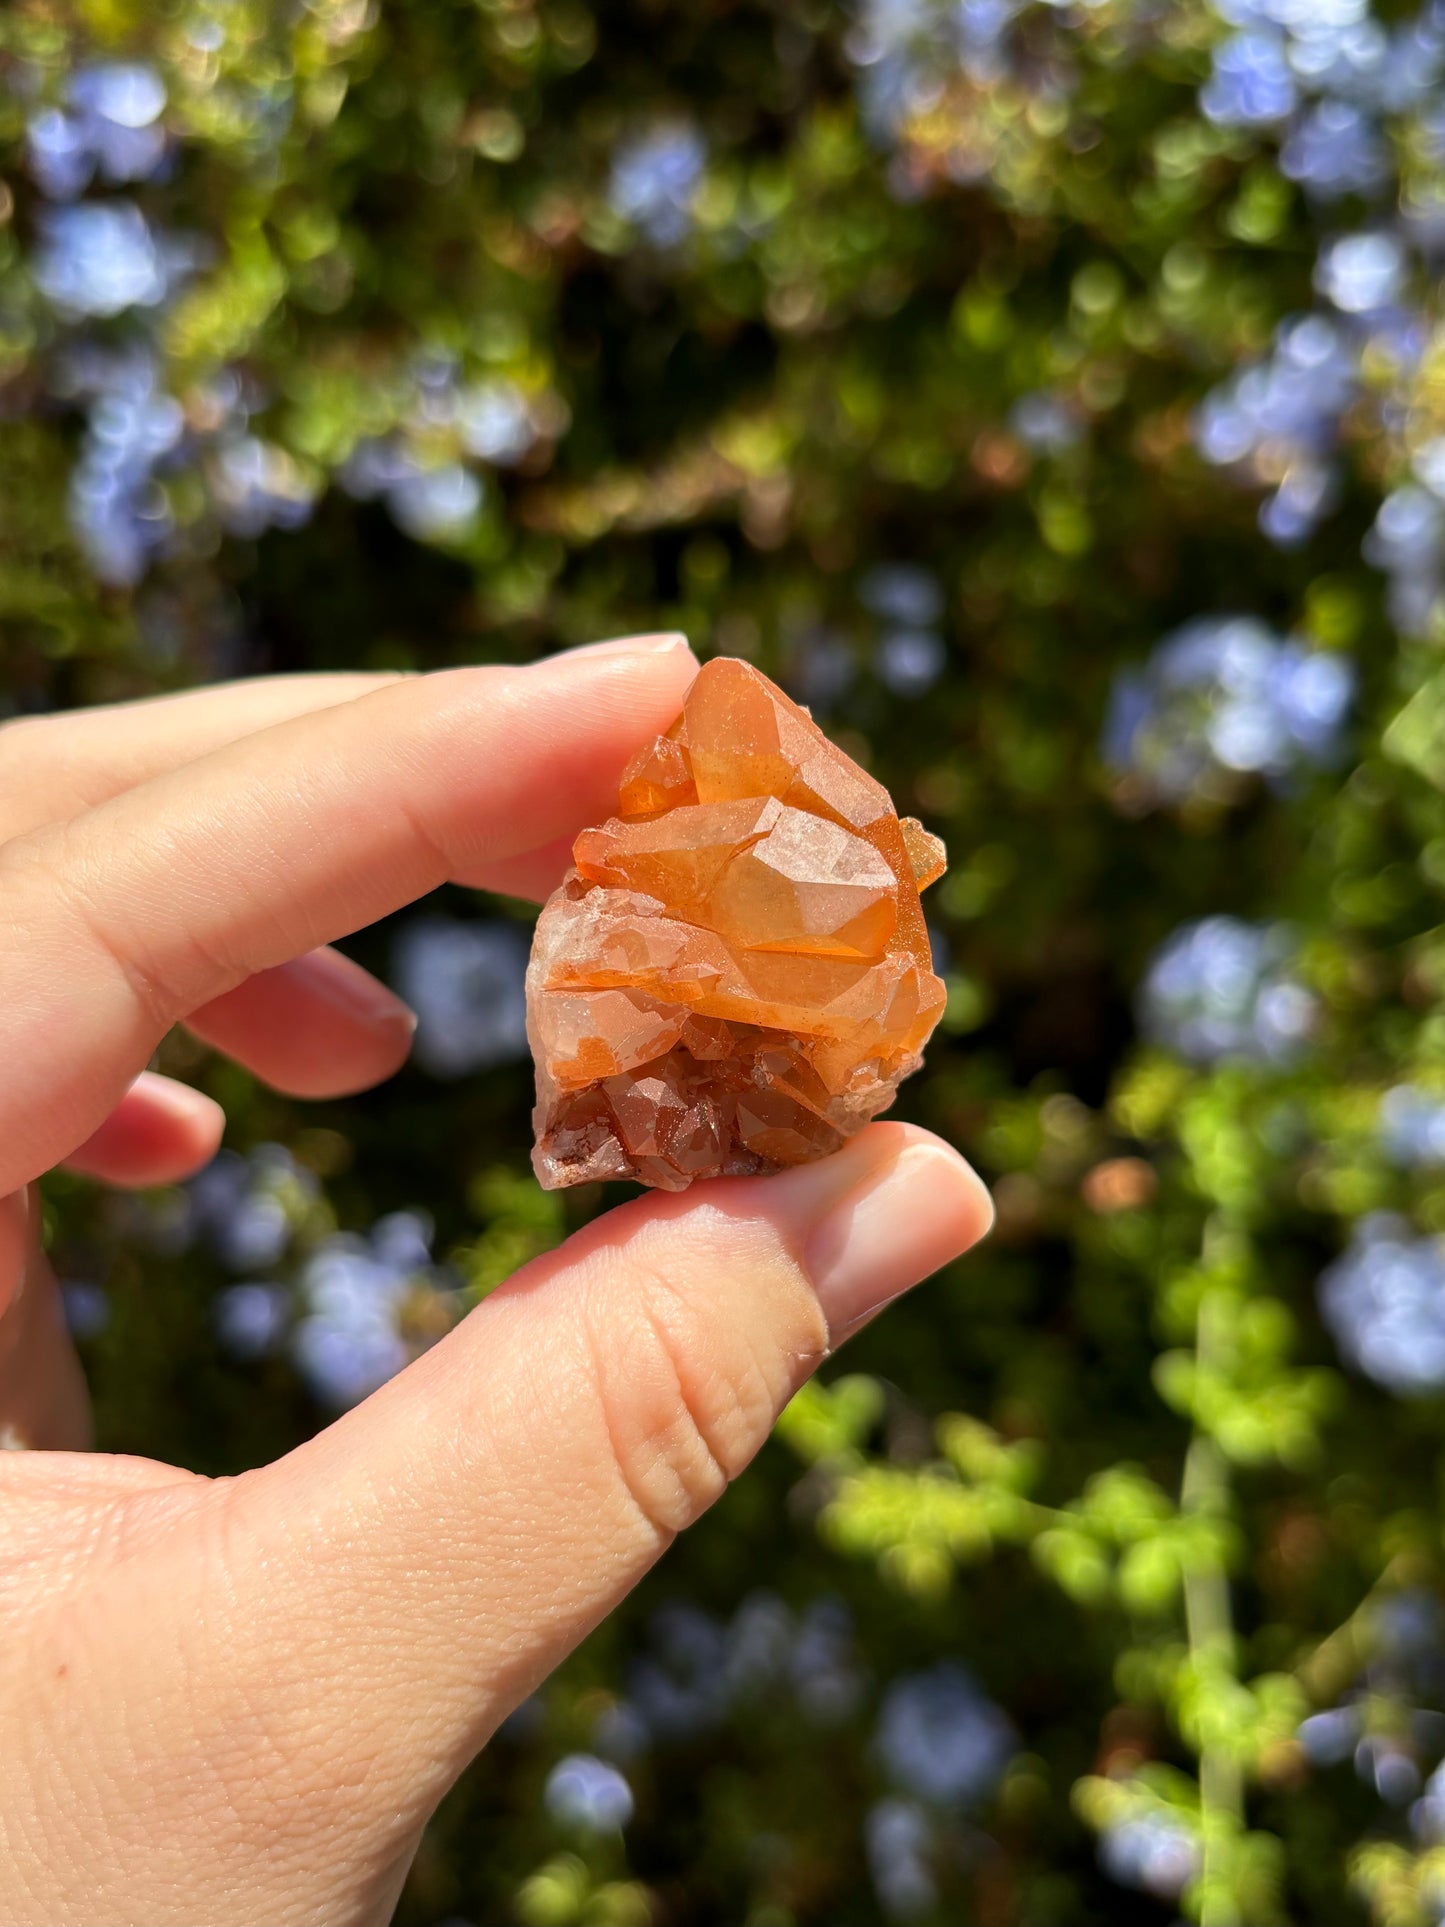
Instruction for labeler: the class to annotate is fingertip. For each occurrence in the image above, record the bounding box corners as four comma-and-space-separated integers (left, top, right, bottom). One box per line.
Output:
549, 631, 697, 667
186, 950, 417, 1099
748, 1122, 994, 1344
62, 1072, 226, 1188
528, 633, 700, 706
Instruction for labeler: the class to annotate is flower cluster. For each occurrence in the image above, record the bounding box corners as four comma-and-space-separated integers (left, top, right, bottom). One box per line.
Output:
1319, 1214, 1445, 1394
865, 1798, 939, 1920
1294, 1593, 1445, 1821
1378, 1085, 1445, 1167
1099, 1809, 1201, 1901
1189, 0, 1445, 624
391, 916, 531, 1079
585, 1604, 1010, 1919
1104, 617, 1353, 803
1201, 0, 1445, 148
27, 61, 170, 202
1140, 917, 1317, 1065
187, 1143, 317, 1272
846, 0, 1066, 184
1194, 316, 1359, 548
542, 1754, 635, 1833
186, 1150, 461, 1408
19, 96, 322, 582
607, 124, 706, 247
290, 1209, 460, 1408
873, 1663, 1015, 1807
338, 352, 559, 544
596, 1592, 864, 1757
861, 564, 948, 698
15, 38, 565, 579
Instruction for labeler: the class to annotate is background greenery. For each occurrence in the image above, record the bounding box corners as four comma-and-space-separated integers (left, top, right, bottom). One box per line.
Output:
6, 0, 1445, 1919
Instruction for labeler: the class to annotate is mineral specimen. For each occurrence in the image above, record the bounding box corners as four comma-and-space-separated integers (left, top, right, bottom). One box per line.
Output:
527, 657, 948, 1191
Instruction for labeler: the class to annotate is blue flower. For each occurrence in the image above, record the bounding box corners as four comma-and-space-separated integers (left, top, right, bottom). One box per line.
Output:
1201, 32, 1298, 127
1195, 315, 1358, 546
1100, 1810, 1200, 1899
57, 349, 186, 585
543, 1754, 634, 1832
291, 1210, 448, 1407
210, 436, 317, 539
624, 1602, 731, 1741
860, 564, 944, 627
388, 463, 483, 542
391, 917, 531, 1078
874, 1663, 1015, 1807
214, 1283, 291, 1361
61, 1281, 110, 1340
1280, 100, 1389, 198
1315, 231, 1407, 314
866, 1798, 938, 1919
785, 627, 857, 716
1010, 391, 1082, 453
457, 379, 537, 464
1413, 1760, 1445, 1841
1319, 1214, 1445, 1395
615, 1592, 862, 1748
33, 202, 169, 318
860, 566, 947, 696
188, 1145, 314, 1272
609, 125, 706, 246
1104, 617, 1353, 802
1298, 1705, 1361, 1764
877, 629, 947, 697
1378, 1085, 1445, 1166
27, 62, 168, 199
1364, 485, 1445, 634
1140, 917, 1316, 1064
341, 440, 485, 543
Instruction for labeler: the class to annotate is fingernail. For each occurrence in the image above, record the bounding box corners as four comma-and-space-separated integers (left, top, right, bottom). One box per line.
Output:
770, 1126, 993, 1345
289, 952, 418, 1040
552, 633, 692, 663
128, 1070, 226, 1130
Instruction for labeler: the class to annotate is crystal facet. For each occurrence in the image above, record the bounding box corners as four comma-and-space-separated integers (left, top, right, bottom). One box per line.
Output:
527, 657, 948, 1190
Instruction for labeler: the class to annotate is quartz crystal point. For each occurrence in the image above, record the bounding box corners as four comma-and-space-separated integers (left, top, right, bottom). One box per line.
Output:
527, 657, 948, 1191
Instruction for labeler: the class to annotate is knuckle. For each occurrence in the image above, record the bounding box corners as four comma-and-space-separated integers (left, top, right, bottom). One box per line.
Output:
585, 1243, 810, 1538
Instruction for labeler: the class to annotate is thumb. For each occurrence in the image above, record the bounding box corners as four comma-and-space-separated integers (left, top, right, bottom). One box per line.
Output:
216, 1123, 991, 1862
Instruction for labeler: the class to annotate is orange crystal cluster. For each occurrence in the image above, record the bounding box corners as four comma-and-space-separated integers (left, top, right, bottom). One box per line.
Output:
527, 657, 948, 1191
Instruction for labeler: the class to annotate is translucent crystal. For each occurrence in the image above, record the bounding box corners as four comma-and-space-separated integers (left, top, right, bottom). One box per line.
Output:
527, 657, 948, 1190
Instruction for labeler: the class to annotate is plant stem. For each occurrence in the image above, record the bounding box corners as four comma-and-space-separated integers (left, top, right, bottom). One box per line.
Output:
1182, 1279, 1243, 1927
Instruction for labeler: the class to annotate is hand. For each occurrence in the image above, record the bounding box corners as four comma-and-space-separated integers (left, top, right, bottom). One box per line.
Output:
0, 638, 992, 1927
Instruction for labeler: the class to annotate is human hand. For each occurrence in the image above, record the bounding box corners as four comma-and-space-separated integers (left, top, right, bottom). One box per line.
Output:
0, 638, 992, 1926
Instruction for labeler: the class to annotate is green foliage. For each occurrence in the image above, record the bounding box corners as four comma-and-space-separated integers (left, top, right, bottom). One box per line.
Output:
9, 0, 1445, 1920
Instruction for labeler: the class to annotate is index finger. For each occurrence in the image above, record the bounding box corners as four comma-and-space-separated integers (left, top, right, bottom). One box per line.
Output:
0, 636, 697, 1195
0, 673, 407, 842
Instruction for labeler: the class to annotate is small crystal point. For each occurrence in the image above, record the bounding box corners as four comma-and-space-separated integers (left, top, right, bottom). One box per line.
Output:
528, 657, 948, 1190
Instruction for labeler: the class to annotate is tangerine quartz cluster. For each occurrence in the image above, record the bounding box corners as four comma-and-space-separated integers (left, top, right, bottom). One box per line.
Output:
527, 657, 948, 1191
